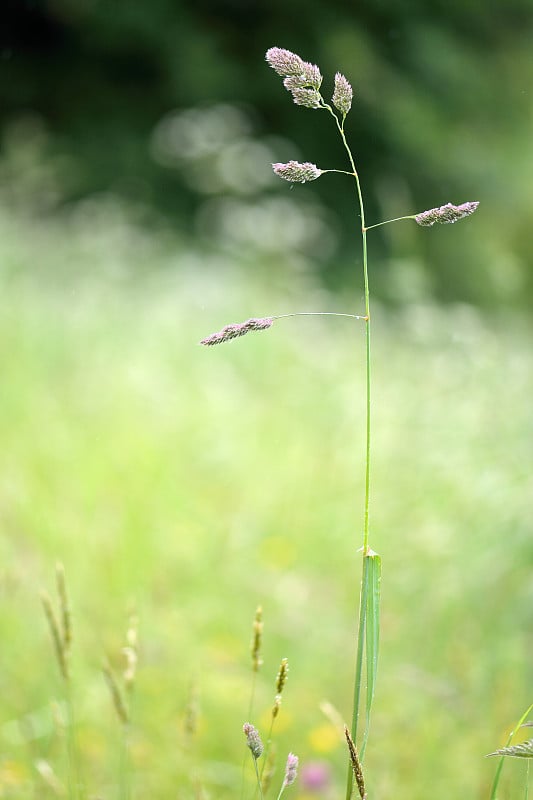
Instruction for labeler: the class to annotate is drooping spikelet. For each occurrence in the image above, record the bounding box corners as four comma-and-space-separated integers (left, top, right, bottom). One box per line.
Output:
415, 201, 479, 226
332, 72, 353, 116
486, 739, 533, 759
200, 317, 273, 346
272, 161, 322, 183
243, 722, 264, 759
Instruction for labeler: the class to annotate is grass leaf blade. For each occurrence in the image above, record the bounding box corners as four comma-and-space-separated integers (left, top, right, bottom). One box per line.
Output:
360, 550, 381, 761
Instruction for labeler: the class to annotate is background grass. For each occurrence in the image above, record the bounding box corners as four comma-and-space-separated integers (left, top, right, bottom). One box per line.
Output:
0, 200, 531, 799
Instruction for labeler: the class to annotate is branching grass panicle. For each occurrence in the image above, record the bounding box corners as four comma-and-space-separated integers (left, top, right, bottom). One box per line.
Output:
201, 45, 480, 800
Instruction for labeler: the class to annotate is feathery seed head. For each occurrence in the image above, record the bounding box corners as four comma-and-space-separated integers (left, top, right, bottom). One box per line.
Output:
243, 722, 264, 759
266, 47, 322, 108
272, 161, 322, 183
290, 87, 322, 109
332, 72, 353, 116
415, 201, 479, 226
283, 753, 299, 787
200, 317, 273, 346
266, 47, 306, 77
266, 49, 322, 88
486, 739, 533, 758
301, 61, 322, 90
283, 75, 307, 91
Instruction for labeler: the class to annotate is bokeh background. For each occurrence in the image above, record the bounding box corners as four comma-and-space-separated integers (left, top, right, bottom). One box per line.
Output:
1, 1, 532, 798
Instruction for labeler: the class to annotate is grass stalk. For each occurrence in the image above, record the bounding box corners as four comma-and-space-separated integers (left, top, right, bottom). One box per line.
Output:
489, 703, 533, 800
203, 47, 481, 798
325, 106, 380, 798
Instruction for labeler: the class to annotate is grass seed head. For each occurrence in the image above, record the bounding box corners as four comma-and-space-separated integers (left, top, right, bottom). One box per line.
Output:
266, 47, 306, 78
200, 317, 273, 346
251, 605, 263, 672
332, 72, 353, 116
273, 161, 322, 183
243, 722, 264, 759
55, 562, 72, 655
272, 657, 289, 718
289, 87, 322, 108
283, 752, 299, 787
415, 201, 479, 226
275, 657, 289, 695
486, 739, 533, 759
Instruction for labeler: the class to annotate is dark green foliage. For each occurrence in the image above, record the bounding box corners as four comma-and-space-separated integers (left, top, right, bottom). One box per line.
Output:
2, 0, 533, 306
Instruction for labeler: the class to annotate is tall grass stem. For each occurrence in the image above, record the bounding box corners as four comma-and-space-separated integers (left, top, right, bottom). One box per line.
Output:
489, 703, 533, 800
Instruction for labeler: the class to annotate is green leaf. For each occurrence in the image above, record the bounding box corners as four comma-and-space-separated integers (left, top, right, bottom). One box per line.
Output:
360, 550, 381, 761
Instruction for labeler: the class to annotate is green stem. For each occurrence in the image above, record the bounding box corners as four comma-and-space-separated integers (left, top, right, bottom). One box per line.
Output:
321, 169, 356, 177
64, 682, 85, 800
273, 312, 366, 321
364, 215, 416, 231
119, 718, 133, 800
324, 106, 372, 800
490, 703, 533, 800
329, 112, 371, 554
259, 716, 275, 782
252, 757, 264, 800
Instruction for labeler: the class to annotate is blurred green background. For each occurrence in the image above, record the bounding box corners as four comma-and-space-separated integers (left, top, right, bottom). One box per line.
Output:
1, 1, 532, 799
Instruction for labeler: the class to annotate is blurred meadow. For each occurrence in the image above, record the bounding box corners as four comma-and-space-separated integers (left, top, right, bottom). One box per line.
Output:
1, 2, 533, 799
